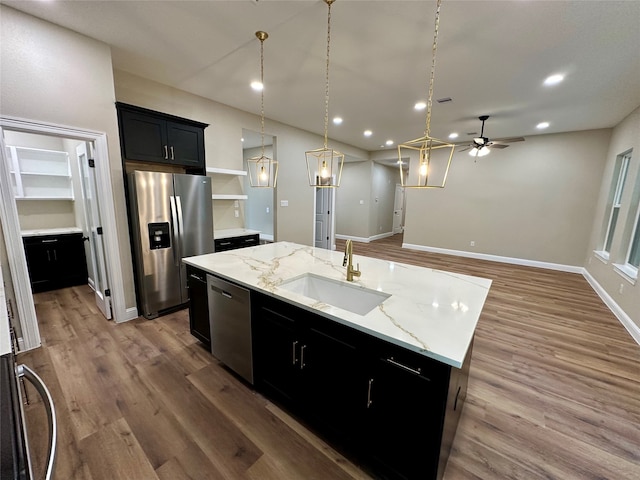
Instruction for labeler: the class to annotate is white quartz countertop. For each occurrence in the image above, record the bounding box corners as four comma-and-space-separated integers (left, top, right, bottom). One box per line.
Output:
214, 228, 261, 240
1, 265, 12, 356
184, 242, 492, 368
21, 227, 83, 237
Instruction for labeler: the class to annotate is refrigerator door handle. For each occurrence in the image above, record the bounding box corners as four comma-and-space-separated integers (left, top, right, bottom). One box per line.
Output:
169, 195, 180, 267
175, 195, 185, 241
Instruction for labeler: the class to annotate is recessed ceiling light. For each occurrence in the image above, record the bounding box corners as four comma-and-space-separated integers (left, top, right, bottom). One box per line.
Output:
536, 122, 550, 129
543, 74, 564, 86
363, 130, 372, 137
448, 133, 459, 139
333, 116, 343, 125
385, 140, 394, 146
414, 102, 427, 111
250, 81, 263, 91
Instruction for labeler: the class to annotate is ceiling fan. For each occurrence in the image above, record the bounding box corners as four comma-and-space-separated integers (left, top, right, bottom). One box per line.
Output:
458, 115, 525, 158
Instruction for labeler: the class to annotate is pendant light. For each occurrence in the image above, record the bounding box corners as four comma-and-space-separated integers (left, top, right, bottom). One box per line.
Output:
397, 0, 455, 189
305, 0, 344, 188
248, 31, 278, 188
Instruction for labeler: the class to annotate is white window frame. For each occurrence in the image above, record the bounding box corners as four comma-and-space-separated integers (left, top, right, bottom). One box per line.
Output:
598, 153, 630, 260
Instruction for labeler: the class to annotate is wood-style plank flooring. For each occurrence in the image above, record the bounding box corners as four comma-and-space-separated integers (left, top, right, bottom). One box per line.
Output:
17, 234, 640, 479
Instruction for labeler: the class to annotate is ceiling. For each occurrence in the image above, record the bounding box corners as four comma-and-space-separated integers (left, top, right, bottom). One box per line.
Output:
3, 0, 639, 156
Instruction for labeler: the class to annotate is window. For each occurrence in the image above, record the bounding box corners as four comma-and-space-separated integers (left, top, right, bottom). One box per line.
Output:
627, 212, 640, 270
601, 153, 630, 257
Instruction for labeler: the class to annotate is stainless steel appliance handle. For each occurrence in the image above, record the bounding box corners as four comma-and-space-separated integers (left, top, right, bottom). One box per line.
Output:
17, 364, 57, 480
175, 196, 185, 242
169, 195, 180, 266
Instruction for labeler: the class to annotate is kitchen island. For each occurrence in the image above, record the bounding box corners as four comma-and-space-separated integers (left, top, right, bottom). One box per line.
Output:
184, 242, 491, 480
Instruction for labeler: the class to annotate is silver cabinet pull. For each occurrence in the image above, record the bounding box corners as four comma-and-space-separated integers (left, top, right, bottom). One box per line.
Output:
170, 146, 175, 160
47, 250, 51, 262
53, 249, 57, 261
300, 345, 306, 369
367, 378, 374, 408
189, 273, 204, 282
18, 364, 57, 480
41, 239, 58, 243
164, 145, 169, 159
386, 357, 422, 376
292, 340, 298, 365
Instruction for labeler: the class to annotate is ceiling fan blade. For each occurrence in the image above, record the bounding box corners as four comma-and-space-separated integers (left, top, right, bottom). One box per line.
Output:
491, 144, 509, 149
457, 146, 471, 152
494, 137, 525, 144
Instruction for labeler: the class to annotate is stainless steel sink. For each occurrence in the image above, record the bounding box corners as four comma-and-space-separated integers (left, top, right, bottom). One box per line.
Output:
279, 273, 390, 316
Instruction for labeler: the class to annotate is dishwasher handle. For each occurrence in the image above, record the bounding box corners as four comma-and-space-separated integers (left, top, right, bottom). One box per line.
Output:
17, 364, 57, 480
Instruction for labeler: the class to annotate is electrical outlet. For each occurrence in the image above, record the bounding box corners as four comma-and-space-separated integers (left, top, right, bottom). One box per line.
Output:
234, 210, 239, 218
470, 241, 475, 247
619, 283, 624, 294
234, 200, 239, 207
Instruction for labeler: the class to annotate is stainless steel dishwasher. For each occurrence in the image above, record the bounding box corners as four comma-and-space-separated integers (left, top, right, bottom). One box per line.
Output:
207, 275, 253, 384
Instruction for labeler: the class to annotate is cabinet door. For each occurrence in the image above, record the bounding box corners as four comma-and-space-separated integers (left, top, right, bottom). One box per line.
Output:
302, 323, 365, 439
186, 267, 210, 348
166, 121, 204, 168
23, 241, 53, 292
54, 234, 89, 288
120, 110, 169, 163
253, 305, 302, 404
364, 355, 448, 480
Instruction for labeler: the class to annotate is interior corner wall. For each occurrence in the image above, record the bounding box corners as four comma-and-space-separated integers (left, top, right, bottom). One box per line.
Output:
0, 5, 136, 310
243, 145, 274, 237
113, 69, 368, 246
403, 129, 612, 267
584, 106, 640, 330
335, 162, 372, 239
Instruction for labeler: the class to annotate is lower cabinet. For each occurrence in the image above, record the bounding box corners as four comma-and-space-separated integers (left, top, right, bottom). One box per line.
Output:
214, 234, 259, 252
23, 233, 88, 293
186, 266, 210, 349
252, 292, 469, 480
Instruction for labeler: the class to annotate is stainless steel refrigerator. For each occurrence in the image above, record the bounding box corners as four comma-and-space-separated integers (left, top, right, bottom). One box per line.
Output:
128, 171, 214, 319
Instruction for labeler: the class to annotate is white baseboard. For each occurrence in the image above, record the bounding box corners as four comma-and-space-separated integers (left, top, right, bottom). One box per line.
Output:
402, 243, 583, 274
335, 232, 394, 244
583, 269, 640, 345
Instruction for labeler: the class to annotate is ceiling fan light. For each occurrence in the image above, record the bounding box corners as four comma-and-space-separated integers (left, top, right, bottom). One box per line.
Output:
477, 146, 490, 157
468, 147, 479, 157
473, 137, 484, 145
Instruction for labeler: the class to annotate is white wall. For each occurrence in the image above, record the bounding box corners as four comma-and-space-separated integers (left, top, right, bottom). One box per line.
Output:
400, 129, 612, 267
243, 145, 275, 238
585, 107, 640, 330
114, 69, 368, 245
0, 5, 136, 310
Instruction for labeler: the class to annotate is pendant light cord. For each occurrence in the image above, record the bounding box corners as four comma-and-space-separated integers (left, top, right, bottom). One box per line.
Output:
323, 0, 334, 150
259, 35, 266, 156
424, 0, 442, 139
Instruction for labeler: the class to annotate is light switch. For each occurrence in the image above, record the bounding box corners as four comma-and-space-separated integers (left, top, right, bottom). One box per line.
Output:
234, 210, 239, 218
281, 200, 289, 207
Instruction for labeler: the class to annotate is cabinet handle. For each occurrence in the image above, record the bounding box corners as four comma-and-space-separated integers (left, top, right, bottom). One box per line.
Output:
189, 273, 204, 282
53, 249, 57, 261
164, 145, 169, 159
367, 378, 374, 408
170, 146, 175, 160
218, 241, 232, 246
454, 386, 461, 411
41, 239, 58, 243
292, 340, 298, 365
47, 250, 51, 262
386, 357, 422, 376
300, 345, 306, 369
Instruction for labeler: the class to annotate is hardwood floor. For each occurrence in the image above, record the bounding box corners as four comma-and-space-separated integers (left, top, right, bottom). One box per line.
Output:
17, 234, 640, 479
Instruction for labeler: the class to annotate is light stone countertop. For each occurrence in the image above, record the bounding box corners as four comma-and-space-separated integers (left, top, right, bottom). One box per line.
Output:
213, 228, 261, 240
184, 241, 492, 368
21, 227, 83, 237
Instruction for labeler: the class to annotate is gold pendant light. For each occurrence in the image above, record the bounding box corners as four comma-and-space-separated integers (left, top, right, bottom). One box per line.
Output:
398, 0, 455, 189
248, 31, 278, 188
305, 0, 344, 188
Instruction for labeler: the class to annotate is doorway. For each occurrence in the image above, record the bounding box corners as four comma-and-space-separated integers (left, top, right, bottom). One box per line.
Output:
393, 184, 406, 234
314, 182, 336, 250
0, 116, 127, 351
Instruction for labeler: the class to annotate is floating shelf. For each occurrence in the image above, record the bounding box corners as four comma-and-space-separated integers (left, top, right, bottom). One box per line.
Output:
212, 194, 248, 200
206, 167, 247, 176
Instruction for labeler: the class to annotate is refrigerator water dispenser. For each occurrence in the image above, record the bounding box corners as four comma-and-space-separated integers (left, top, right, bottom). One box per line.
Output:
148, 222, 170, 249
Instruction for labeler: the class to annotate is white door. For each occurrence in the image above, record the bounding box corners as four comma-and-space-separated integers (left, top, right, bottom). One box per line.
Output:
77, 142, 112, 319
393, 184, 405, 234
314, 185, 333, 249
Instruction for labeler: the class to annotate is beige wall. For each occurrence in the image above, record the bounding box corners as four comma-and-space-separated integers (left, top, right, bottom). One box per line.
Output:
336, 161, 372, 239
0, 5, 135, 309
243, 145, 275, 237
114, 70, 368, 245
585, 107, 640, 329
402, 129, 612, 266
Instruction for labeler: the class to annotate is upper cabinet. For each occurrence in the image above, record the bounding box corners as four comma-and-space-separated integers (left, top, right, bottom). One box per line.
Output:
116, 102, 208, 172
5, 146, 73, 200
